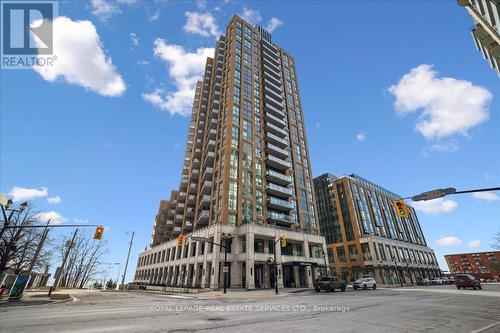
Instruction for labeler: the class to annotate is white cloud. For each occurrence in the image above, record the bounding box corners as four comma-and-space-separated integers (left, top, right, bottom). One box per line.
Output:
137, 60, 150, 65
436, 236, 462, 246
388, 64, 492, 140
33, 17, 126, 97
467, 240, 482, 248
413, 198, 458, 215
35, 211, 67, 224
130, 32, 139, 46
427, 141, 459, 153
184, 12, 219, 37
90, 0, 137, 21
47, 196, 62, 204
472, 192, 500, 201
9, 186, 48, 202
241, 7, 261, 24
315, 121, 320, 128
356, 133, 366, 142
149, 9, 160, 21
196, 0, 207, 9
266, 18, 284, 33
142, 39, 214, 116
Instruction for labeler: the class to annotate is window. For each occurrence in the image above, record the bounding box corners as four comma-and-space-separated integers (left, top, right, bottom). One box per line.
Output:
231, 126, 239, 149
230, 150, 238, 179
282, 243, 293, 255
228, 214, 236, 227
269, 240, 274, 254
232, 105, 240, 125
327, 248, 335, 263
242, 142, 252, 168
296, 244, 303, 256
228, 182, 238, 210
378, 243, 387, 261
296, 165, 305, 186
256, 190, 263, 216
242, 200, 253, 224
254, 239, 265, 253
255, 162, 262, 186
337, 247, 346, 262
299, 190, 308, 211
243, 120, 252, 140
348, 245, 358, 261
243, 171, 253, 196
361, 243, 372, 261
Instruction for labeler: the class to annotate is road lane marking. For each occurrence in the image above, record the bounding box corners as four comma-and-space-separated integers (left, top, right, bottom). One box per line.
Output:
469, 321, 500, 333
387, 288, 500, 297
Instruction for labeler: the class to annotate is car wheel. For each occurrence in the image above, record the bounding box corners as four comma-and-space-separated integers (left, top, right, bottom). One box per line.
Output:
315, 288, 320, 292
478, 285, 482, 290
373, 284, 377, 290
341, 287, 346, 292
331, 288, 335, 292
456, 285, 460, 289
353, 286, 357, 290
363, 284, 367, 290
473, 286, 477, 290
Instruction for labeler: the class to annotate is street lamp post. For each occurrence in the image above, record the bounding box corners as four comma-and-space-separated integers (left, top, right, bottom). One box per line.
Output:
322, 251, 329, 276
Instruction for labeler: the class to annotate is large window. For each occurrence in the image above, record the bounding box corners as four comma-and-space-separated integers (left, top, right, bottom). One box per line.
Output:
254, 239, 265, 253
228, 182, 238, 210
243, 171, 253, 196
243, 120, 252, 140
336, 247, 346, 262
348, 245, 358, 262
230, 150, 238, 179
242, 200, 253, 224
231, 126, 239, 149
299, 190, 308, 211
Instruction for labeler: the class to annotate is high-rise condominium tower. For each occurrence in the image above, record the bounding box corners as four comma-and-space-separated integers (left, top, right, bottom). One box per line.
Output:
135, 16, 327, 290
458, 0, 500, 76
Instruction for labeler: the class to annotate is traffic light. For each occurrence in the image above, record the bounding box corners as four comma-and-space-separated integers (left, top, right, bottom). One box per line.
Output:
177, 234, 185, 246
393, 200, 409, 218
280, 236, 287, 248
94, 225, 104, 240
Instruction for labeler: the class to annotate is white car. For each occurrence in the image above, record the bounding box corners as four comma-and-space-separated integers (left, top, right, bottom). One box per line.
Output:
353, 277, 377, 290
431, 278, 443, 285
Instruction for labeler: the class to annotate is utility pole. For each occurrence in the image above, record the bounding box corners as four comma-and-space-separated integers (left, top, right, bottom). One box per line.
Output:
120, 231, 135, 289
28, 219, 51, 273
53, 228, 78, 290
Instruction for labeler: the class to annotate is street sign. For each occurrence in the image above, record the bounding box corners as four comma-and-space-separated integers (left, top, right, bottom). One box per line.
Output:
223, 266, 229, 273
411, 188, 456, 201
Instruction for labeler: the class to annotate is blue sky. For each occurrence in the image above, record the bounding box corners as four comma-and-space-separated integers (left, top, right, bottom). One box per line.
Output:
1, 0, 499, 282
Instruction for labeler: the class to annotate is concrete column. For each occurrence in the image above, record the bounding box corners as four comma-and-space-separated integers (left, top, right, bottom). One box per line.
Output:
293, 266, 300, 288
264, 263, 270, 288
210, 231, 222, 289
201, 259, 208, 288
246, 232, 255, 290
192, 262, 199, 287
305, 266, 313, 288
230, 261, 243, 288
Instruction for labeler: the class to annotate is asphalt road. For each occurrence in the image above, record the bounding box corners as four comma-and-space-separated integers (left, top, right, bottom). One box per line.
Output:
1, 284, 499, 333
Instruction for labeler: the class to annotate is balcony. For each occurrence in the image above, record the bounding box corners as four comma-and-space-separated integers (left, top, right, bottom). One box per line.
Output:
175, 214, 183, 222
264, 101, 285, 119
184, 221, 193, 230
262, 40, 279, 60
188, 183, 197, 194
267, 211, 293, 226
208, 128, 217, 139
173, 226, 182, 234
166, 219, 174, 226
265, 122, 288, 138
263, 54, 281, 72
201, 180, 212, 194
264, 91, 285, 110
265, 112, 287, 129
195, 139, 202, 148
266, 132, 288, 148
266, 154, 292, 171
192, 158, 200, 169
204, 151, 215, 165
197, 210, 210, 225
186, 207, 195, 217
266, 183, 293, 198
176, 203, 185, 213
199, 194, 211, 208
263, 63, 281, 80
206, 140, 216, 152
267, 196, 293, 211
203, 167, 213, 180
209, 118, 217, 129
263, 70, 281, 87
187, 195, 196, 205
180, 178, 188, 191
266, 169, 291, 186
266, 142, 290, 159
263, 77, 283, 95
194, 148, 201, 157
178, 192, 187, 203
190, 169, 199, 180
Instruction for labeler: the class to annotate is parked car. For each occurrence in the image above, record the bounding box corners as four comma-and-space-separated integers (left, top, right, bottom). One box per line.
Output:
353, 277, 377, 290
417, 278, 431, 286
315, 276, 346, 292
430, 278, 443, 285
455, 274, 482, 290
440, 277, 450, 285
448, 276, 455, 284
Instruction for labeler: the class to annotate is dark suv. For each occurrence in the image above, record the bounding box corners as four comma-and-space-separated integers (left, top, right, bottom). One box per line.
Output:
454, 274, 482, 290
315, 276, 346, 292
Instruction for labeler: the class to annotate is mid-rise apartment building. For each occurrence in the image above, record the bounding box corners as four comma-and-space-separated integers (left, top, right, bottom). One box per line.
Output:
314, 173, 440, 285
445, 251, 500, 280
135, 16, 327, 290
458, 0, 500, 75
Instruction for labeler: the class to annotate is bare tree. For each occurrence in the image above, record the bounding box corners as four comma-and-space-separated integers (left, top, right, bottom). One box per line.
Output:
493, 230, 500, 250
0, 205, 53, 275
55, 231, 108, 288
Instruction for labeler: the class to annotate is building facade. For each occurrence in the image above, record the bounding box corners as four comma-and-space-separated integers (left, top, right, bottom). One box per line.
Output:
458, 0, 500, 76
445, 251, 500, 281
314, 173, 441, 285
134, 15, 327, 290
